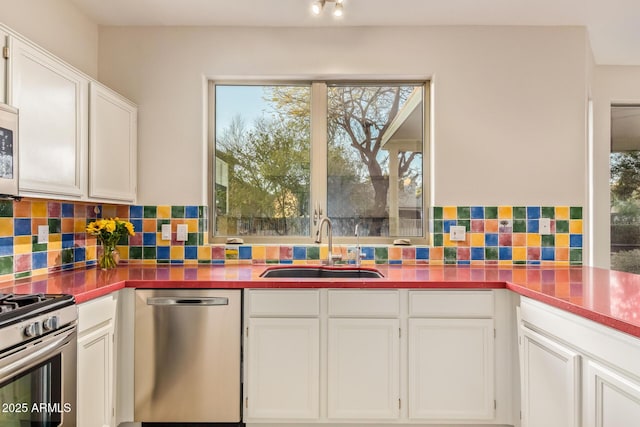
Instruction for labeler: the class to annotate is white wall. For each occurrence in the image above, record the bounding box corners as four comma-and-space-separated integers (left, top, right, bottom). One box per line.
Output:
592, 66, 640, 268
98, 25, 589, 206
0, 0, 98, 77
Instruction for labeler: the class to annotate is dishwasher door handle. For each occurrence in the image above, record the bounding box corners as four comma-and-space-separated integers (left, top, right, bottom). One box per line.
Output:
146, 297, 229, 306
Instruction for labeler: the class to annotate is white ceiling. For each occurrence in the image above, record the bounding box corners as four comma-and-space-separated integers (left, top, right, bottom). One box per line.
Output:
69, 0, 640, 65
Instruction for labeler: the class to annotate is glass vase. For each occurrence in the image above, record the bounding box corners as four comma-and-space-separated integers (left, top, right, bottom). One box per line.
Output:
99, 242, 118, 270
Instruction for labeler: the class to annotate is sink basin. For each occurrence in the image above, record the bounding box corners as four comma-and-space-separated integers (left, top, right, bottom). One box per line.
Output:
260, 266, 384, 279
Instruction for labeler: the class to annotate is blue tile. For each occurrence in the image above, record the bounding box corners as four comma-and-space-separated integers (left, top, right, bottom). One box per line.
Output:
527, 207, 540, 219
14, 218, 31, 236
32, 252, 47, 269
485, 233, 499, 246
143, 232, 156, 246
389, 259, 403, 265
0, 237, 12, 256
131, 219, 143, 234
212, 259, 225, 265
293, 246, 306, 260
239, 246, 252, 260
470, 206, 484, 219
280, 259, 293, 265
457, 260, 471, 265
528, 260, 541, 265
443, 220, 456, 233
157, 246, 170, 260
471, 247, 485, 260
416, 247, 429, 260
499, 247, 512, 260
74, 247, 86, 262
61, 203, 74, 218
361, 247, 374, 260
541, 247, 555, 261
570, 234, 583, 248
129, 205, 143, 219
185, 246, 198, 259
527, 219, 539, 233
185, 206, 199, 218
170, 259, 184, 264
62, 233, 74, 249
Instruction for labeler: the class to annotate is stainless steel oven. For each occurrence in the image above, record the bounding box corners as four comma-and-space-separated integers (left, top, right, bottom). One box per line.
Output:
0, 293, 77, 426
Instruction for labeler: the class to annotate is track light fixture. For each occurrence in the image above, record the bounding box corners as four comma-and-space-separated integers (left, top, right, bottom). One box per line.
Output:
311, 0, 344, 17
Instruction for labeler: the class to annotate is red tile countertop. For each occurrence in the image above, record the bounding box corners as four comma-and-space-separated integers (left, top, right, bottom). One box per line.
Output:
0, 264, 639, 338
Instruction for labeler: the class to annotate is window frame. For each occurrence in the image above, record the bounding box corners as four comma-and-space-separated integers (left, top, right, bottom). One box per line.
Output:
208, 79, 431, 245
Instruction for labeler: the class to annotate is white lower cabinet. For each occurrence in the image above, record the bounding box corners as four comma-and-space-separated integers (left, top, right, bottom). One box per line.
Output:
585, 360, 640, 427
327, 318, 400, 420
408, 318, 495, 421
519, 326, 581, 427
246, 317, 320, 420
77, 293, 118, 427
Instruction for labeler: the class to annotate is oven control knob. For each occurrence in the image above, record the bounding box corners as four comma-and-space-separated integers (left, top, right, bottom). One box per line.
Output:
43, 316, 59, 331
24, 322, 41, 337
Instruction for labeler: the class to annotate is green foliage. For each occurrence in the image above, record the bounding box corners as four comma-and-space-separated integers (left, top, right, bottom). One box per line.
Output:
611, 152, 640, 202
611, 249, 640, 274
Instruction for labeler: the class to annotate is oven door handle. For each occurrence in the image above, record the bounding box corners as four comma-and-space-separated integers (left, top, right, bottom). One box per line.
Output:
0, 332, 73, 382
147, 297, 229, 306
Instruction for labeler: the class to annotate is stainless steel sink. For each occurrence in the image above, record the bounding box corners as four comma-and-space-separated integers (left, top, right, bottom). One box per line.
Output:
260, 265, 384, 279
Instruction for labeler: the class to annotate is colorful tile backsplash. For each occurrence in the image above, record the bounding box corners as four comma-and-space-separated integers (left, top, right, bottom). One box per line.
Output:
0, 199, 583, 282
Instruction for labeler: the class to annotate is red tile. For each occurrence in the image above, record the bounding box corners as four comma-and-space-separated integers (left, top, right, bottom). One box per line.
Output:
499, 233, 512, 246
471, 220, 484, 232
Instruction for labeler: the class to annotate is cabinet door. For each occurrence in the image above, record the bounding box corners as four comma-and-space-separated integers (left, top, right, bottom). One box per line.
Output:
246, 317, 319, 420
585, 360, 640, 427
520, 327, 580, 427
77, 323, 114, 427
327, 318, 400, 420
408, 318, 495, 421
89, 82, 137, 202
8, 36, 87, 198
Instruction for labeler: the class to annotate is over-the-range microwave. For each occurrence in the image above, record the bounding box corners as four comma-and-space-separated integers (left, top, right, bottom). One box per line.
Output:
0, 103, 18, 197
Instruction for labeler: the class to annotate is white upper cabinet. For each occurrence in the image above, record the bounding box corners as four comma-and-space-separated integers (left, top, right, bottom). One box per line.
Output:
8, 35, 88, 198
0, 30, 7, 104
89, 82, 137, 203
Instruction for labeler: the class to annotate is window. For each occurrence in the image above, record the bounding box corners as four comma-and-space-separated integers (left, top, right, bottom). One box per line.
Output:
210, 81, 428, 243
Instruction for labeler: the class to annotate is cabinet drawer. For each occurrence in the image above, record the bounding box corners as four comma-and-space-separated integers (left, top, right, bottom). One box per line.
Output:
409, 290, 493, 318
78, 293, 118, 334
248, 290, 320, 317
328, 290, 399, 317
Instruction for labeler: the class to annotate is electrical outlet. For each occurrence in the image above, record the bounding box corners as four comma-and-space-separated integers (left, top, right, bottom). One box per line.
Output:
161, 224, 171, 240
450, 225, 466, 241
176, 224, 188, 241
540, 218, 551, 234
37, 225, 49, 244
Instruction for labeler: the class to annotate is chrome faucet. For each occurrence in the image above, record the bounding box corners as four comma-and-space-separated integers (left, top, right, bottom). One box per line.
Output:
315, 217, 341, 265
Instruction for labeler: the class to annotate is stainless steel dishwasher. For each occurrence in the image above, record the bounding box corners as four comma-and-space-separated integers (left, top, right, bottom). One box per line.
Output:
134, 289, 242, 423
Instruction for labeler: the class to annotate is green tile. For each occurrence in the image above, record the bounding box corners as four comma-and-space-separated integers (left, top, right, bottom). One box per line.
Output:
433, 220, 443, 233
198, 259, 212, 265
457, 207, 470, 219
444, 247, 457, 262
62, 249, 74, 264
485, 247, 498, 260
143, 247, 156, 259
306, 246, 320, 260
433, 207, 443, 220
186, 232, 198, 246
31, 236, 47, 253
143, 206, 157, 218
570, 248, 582, 264
375, 247, 388, 261
156, 219, 170, 231
0, 200, 12, 217
541, 235, 555, 247
198, 206, 206, 218
157, 259, 170, 264
0, 256, 13, 274
513, 206, 527, 219
513, 220, 527, 233
485, 206, 498, 219
433, 233, 443, 246
541, 206, 555, 219
117, 234, 129, 245
15, 271, 31, 279
198, 232, 205, 246
129, 246, 143, 259
570, 207, 583, 220
48, 218, 61, 234
171, 206, 185, 218
198, 218, 207, 232
556, 220, 569, 233
514, 260, 527, 265
458, 220, 470, 231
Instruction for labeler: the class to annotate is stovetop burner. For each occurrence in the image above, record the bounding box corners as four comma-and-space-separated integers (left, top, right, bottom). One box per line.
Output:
0, 293, 75, 328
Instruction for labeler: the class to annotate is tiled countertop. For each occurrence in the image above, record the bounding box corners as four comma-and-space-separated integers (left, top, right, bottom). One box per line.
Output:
0, 264, 639, 338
